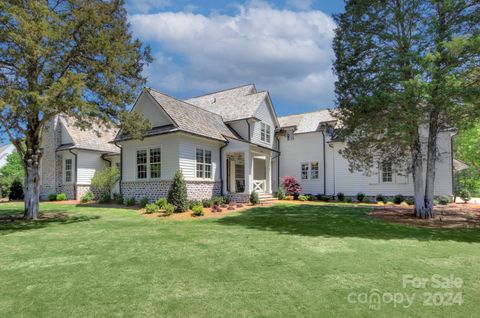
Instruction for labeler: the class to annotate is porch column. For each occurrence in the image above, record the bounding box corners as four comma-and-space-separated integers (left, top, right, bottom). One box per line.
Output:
266, 153, 272, 194
229, 159, 236, 193
244, 151, 253, 194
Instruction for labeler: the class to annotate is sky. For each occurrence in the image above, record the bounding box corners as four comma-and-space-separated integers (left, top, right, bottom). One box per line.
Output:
0, 0, 345, 144
126, 0, 345, 116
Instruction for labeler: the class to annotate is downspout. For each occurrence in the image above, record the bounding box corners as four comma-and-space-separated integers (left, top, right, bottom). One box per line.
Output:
321, 128, 326, 196
113, 141, 122, 196
101, 154, 112, 167
68, 149, 78, 200
276, 134, 280, 189
246, 119, 251, 142
219, 142, 229, 196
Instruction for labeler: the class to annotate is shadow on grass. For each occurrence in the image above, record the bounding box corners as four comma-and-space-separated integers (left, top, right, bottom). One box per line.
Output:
216, 204, 480, 243
0, 212, 100, 235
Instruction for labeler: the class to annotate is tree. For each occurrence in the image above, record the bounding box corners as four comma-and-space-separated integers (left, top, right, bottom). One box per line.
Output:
454, 123, 480, 196
167, 170, 188, 212
91, 166, 120, 198
333, 0, 479, 218
0, 0, 152, 219
281, 176, 301, 196
0, 151, 24, 197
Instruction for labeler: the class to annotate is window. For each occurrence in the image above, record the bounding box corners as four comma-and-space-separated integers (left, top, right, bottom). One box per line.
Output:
65, 159, 72, 183
150, 148, 161, 178
301, 163, 309, 180
381, 161, 393, 183
261, 123, 271, 143
311, 162, 319, 179
136, 150, 147, 179
196, 148, 212, 179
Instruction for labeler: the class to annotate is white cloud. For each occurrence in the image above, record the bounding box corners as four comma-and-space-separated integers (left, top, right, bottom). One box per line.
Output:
129, 2, 336, 109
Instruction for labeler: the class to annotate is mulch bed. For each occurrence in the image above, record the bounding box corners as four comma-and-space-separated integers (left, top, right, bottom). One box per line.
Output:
369, 203, 480, 229
0, 212, 71, 223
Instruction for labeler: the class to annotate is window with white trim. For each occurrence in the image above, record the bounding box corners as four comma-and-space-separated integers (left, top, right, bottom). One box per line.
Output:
381, 161, 393, 183
311, 162, 319, 179
150, 148, 161, 179
301, 163, 309, 180
196, 148, 212, 179
65, 159, 72, 183
136, 150, 147, 179
261, 123, 271, 143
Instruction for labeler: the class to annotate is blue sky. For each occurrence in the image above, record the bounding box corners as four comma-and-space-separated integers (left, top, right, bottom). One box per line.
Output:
0, 1, 345, 144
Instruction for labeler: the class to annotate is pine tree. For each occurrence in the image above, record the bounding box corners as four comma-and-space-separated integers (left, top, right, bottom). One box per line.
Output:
168, 170, 188, 212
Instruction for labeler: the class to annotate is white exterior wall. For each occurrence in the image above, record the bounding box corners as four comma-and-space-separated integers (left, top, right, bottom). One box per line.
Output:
120, 134, 179, 182
251, 100, 276, 148
229, 121, 249, 141
60, 124, 73, 144
178, 134, 222, 181
133, 93, 173, 127
76, 151, 108, 185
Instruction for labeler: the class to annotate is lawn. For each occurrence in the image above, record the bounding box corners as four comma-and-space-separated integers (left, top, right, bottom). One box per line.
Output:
0, 203, 479, 317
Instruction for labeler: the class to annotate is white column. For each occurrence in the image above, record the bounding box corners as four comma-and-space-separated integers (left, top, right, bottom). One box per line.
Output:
244, 151, 253, 194
229, 159, 236, 193
222, 152, 228, 195
266, 153, 272, 194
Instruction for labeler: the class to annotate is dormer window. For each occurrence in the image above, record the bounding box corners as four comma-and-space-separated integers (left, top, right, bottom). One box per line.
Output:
261, 123, 271, 143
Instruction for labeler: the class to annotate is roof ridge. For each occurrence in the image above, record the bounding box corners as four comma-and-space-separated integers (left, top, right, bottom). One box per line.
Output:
278, 108, 332, 119
146, 87, 227, 121
185, 83, 255, 100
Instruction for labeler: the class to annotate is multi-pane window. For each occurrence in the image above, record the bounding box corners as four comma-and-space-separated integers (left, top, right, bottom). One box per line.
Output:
301, 163, 309, 180
65, 159, 72, 183
261, 123, 271, 143
311, 162, 319, 179
382, 161, 393, 183
150, 148, 161, 179
137, 150, 147, 179
196, 148, 212, 179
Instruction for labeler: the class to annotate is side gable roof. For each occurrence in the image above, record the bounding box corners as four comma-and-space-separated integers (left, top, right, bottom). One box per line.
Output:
57, 116, 120, 153
278, 109, 336, 133
184, 84, 272, 122
143, 88, 239, 142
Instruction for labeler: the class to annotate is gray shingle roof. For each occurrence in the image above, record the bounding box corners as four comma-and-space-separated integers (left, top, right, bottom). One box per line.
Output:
145, 89, 239, 142
58, 116, 120, 153
184, 84, 268, 122
278, 109, 336, 133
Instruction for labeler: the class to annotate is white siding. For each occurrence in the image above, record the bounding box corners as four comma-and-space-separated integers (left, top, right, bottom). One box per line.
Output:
77, 151, 108, 185
251, 99, 276, 148
178, 134, 222, 181
61, 124, 73, 144
133, 92, 173, 127
120, 134, 179, 181
229, 121, 249, 141
279, 132, 325, 195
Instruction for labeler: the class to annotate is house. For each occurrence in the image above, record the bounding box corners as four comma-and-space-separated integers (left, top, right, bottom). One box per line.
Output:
39, 84, 454, 202
0, 144, 16, 169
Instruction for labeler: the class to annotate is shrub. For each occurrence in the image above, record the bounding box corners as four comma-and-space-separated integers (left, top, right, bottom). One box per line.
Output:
223, 195, 231, 204
377, 201, 385, 206
211, 205, 222, 213
276, 187, 286, 200
91, 167, 120, 199
250, 191, 260, 205
345, 197, 353, 203
281, 176, 301, 196
113, 193, 124, 205
459, 189, 471, 203
433, 200, 439, 206
191, 205, 204, 216
56, 193, 67, 201
48, 193, 57, 201
164, 203, 175, 215
356, 192, 365, 202
98, 193, 111, 204
155, 198, 168, 209
319, 195, 331, 202
304, 194, 314, 201
337, 192, 345, 201
400, 201, 409, 207
145, 203, 158, 214
466, 212, 474, 220
298, 195, 309, 201
125, 197, 136, 206
212, 196, 224, 205
393, 194, 405, 204
386, 201, 395, 206
9, 179, 24, 200
202, 199, 213, 208
80, 191, 95, 203
376, 194, 385, 203
188, 200, 201, 210
236, 203, 244, 208
406, 198, 415, 205
362, 197, 372, 203
168, 170, 188, 212
438, 196, 451, 205
139, 197, 149, 208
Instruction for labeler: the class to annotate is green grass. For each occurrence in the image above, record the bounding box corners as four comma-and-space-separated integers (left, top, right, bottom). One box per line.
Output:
0, 202, 479, 317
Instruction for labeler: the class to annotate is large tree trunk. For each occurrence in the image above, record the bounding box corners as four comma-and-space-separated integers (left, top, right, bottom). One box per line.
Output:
424, 113, 439, 219
23, 134, 42, 220
411, 138, 428, 217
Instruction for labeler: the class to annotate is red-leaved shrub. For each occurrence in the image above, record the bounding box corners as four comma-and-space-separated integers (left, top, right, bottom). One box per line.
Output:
281, 176, 301, 195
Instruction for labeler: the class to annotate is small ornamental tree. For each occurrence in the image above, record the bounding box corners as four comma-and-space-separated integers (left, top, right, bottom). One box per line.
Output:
91, 167, 120, 199
168, 170, 188, 212
281, 176, 301, 196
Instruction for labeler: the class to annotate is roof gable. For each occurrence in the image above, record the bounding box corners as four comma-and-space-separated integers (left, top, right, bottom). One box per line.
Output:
132, 92, 175, 127
278, 109, 336, 133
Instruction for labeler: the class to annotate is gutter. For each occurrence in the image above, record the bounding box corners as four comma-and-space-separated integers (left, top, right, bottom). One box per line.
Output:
68, 149, 78, 200
113, 141, 123, 196
219, 142, 229, 196
101, 154, 112, 167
